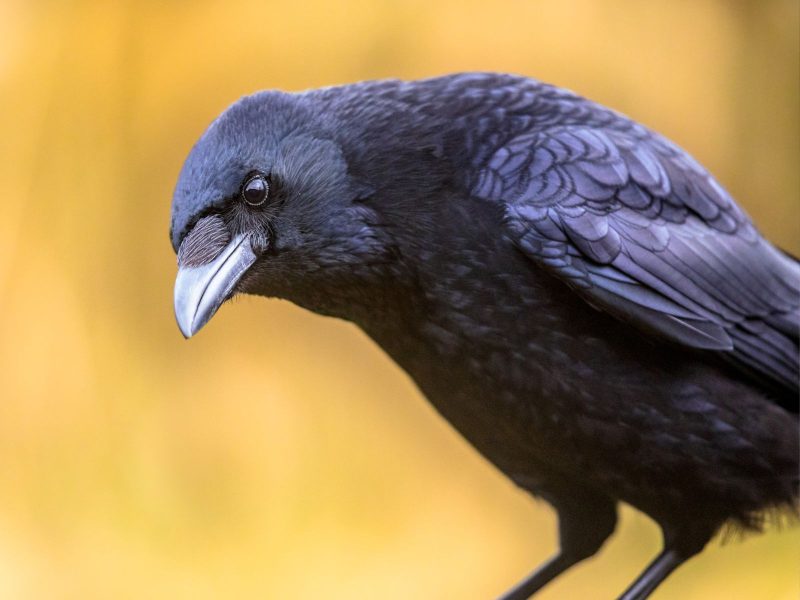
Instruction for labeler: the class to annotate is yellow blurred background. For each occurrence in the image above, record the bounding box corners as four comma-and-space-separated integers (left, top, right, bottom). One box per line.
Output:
0, 1, 797, 598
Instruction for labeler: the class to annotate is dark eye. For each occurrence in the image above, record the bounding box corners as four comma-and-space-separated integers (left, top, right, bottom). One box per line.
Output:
242, 173, 269, 206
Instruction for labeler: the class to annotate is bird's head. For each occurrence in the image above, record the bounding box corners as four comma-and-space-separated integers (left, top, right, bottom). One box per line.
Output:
170, 91, 388, 337
170, 87, 448, 337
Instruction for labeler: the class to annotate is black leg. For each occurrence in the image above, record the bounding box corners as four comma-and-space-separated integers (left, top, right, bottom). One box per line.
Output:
616, 549, 685, 600
497, 553, 581, 600
497, 496, 617, 600
617, 525, 712, 600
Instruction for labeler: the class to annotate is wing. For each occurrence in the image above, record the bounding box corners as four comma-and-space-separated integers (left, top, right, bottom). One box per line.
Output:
468, 96, 799, 398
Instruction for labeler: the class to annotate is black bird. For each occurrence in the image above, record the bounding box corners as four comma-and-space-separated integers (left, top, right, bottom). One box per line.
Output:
170, 73, 799, 599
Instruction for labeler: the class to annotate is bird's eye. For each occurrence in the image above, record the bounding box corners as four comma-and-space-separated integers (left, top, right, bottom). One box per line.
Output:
242, 173, 269, 206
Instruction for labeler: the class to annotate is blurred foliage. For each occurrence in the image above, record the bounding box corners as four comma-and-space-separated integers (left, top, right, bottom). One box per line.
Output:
0, 0, 797, 598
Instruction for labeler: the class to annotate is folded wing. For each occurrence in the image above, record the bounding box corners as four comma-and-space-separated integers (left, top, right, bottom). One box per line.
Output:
472, 118, 799, 400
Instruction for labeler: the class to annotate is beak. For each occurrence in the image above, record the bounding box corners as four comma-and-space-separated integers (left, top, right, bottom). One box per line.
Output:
174, 233, 257, 338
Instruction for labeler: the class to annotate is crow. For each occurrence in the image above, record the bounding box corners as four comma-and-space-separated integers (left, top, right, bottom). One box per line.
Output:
170, 73, 799, 599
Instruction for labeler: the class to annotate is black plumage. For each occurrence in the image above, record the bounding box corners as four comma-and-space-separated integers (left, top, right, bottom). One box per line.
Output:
170, 73, 799, 599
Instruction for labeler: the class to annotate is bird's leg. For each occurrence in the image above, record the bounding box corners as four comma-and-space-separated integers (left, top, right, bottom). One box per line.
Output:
496, 553, 578, 600
616, 526, 711, 600
497, 496, 617, 600
616, 548, 685, 600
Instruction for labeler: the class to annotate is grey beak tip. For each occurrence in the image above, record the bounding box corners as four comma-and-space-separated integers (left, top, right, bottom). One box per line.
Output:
174, 294, 212, 339
176, 311, 206, 339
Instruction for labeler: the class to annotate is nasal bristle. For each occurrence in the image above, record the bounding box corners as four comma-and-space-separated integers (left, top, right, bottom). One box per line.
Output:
177, 216, 230, 267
